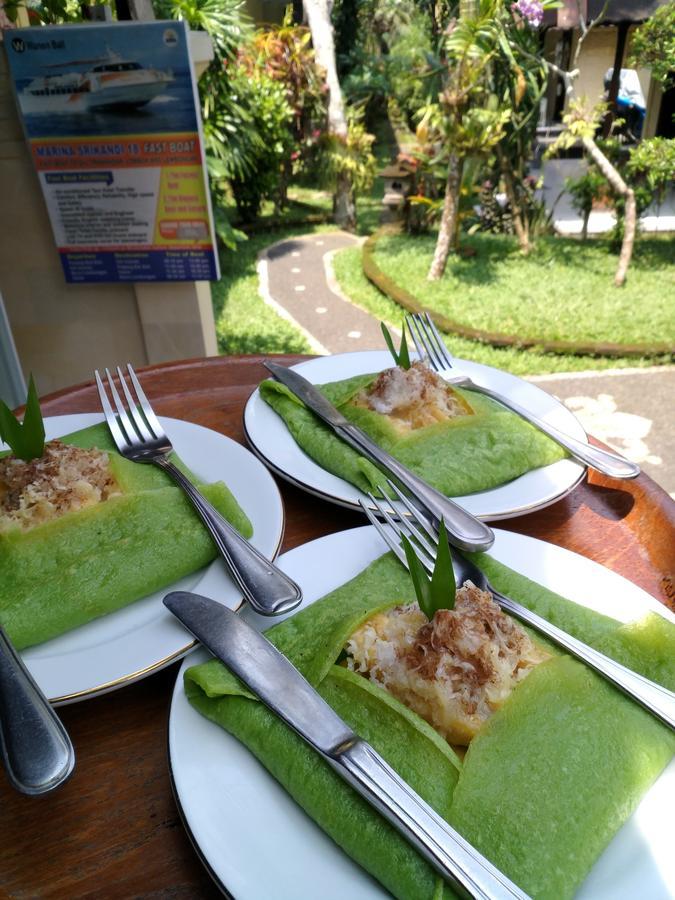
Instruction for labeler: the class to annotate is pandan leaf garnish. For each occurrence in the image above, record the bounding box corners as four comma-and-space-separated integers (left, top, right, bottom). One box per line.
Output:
401, 519, 456, 620
381, 322, 411, 369
0, 375, 46, 461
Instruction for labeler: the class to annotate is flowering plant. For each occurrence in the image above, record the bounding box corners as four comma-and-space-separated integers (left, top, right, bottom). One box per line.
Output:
511, 0, 544, 27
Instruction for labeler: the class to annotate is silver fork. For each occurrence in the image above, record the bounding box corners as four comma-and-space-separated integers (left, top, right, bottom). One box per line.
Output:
360, 479, 675, 732
405, 313, 640, 480
95, 365, 302, 617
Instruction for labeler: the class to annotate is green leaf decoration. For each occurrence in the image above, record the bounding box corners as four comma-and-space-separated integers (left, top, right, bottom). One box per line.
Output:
431, 520, 456, 610
401, 534, 434, 620
380, 321, 411, 369
0, 375, 46, 461
401, 519, 456, 620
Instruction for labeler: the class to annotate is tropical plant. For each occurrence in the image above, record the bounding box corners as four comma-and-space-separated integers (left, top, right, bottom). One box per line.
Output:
490, 0, 555, 253
250, 8, 327, 204
227, 67, 295, 222
423, 0, 511, 279
319, 108, 378, 210
3, 0, 82, 24
336, 0, 433, 129
628, 0, 675, 90
626, 137, 675, 208
546, 96, 637, 285
565, 169, 607, 240
153, 0, 261, 241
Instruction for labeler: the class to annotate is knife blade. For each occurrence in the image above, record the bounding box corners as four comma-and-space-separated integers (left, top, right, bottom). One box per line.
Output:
264, 362, 494, 553
164, 590, 530, 900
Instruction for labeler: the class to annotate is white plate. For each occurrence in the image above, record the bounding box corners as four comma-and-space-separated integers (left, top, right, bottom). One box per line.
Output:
10, 414, 285, 704
169, 526, 675, 900
244, 351, 586, 520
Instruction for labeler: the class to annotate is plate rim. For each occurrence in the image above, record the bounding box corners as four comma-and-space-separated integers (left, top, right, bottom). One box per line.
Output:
167, 524, 675, 900
16, 412, 286, 705
243, 350, 587, 521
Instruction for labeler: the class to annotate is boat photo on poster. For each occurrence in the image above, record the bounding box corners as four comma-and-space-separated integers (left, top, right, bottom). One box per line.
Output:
5, 21, 219, 284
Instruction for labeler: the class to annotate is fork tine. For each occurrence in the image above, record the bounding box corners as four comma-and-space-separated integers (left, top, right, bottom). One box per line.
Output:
382, 480, 439, 560
104, 367, 142, 446
405, 314, 427, 363
95, 369, 130, 451
423, 313, 455, 368
407, 314, 445, 372
359, 500, 410, 569
126, 364, 165, 439
116, 366, 154, 442
364, 493, 436, 574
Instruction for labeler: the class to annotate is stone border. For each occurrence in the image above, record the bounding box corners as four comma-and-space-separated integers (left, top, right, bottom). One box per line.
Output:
361, 230, 675, 360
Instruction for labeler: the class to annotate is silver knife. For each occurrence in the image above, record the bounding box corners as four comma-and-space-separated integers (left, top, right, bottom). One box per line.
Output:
164, 590, 530, 900
264, 362, 494, 553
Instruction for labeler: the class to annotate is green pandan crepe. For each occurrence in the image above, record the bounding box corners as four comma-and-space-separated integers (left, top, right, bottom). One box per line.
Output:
185, 552, 675, 900
0, 423, 252, 649
260, 371, 566, 497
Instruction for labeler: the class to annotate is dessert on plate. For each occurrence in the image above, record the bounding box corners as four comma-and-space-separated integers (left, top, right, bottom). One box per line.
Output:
260, 345, 566, 498
184, 545, 675, 899
0, 394, 251, 649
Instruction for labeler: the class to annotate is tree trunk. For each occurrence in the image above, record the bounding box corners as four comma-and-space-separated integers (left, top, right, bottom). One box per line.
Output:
498, 147, 531, 254
582, 136, 636, 287
428, 153, 463, 280
303, 0, 356, 231
333, 170, 356, 229
614, 187, 636, 287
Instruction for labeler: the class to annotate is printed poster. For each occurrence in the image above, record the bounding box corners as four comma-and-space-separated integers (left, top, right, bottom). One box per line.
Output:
6, 21, 220, 283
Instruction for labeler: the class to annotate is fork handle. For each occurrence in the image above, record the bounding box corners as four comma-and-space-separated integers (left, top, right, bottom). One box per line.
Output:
494, 591, 675, 731
465, 383, 639, 479
153, 459, 302, 617
339, 424, 494, 552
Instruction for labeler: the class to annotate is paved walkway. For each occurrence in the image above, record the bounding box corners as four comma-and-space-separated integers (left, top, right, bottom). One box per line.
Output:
259, 231, 674, 497
259, 232, 378, 354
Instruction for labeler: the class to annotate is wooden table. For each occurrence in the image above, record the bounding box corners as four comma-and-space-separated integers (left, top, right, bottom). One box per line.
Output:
2, 355, 674, 899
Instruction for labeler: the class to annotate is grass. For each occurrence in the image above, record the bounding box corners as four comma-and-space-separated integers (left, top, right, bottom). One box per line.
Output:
369, 232, 675, 348
331, 245, 674, 375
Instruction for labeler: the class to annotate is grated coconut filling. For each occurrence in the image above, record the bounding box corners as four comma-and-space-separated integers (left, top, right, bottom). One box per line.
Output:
0, 440, 119, 532
346, 581, 549, 745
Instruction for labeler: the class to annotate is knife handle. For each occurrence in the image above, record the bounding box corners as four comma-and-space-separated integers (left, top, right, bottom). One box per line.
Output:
0, 627, 75, 795
339, 425, 494, 553
333, 740, 530, 900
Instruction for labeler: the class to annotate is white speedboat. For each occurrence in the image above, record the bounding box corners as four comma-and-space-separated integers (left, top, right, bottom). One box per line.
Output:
20, 49, 173, 114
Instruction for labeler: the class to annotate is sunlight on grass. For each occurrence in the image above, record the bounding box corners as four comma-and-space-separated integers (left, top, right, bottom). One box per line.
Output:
331, 246, 673, 376
370, 233, 675, 347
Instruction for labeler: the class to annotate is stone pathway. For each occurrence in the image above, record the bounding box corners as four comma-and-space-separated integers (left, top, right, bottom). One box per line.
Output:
259, 230, 675, 496
259, 232, 381, 354
527, 368, 675, 497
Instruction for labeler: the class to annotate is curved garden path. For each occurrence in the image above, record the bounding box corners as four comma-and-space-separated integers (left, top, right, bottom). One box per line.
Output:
258, 229, 675, 496
258, 231, 384, 354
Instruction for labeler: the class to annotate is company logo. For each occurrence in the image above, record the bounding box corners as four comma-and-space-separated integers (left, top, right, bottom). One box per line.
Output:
163, 28, 178, 46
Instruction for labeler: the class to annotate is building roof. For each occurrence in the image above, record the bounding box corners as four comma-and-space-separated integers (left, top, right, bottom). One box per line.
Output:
544, 0, 668, 27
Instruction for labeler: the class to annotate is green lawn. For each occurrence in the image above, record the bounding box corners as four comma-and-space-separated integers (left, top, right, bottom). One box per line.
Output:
368, 232, 675, 348
212, 183, 673, 371
331, 245, 674, 375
